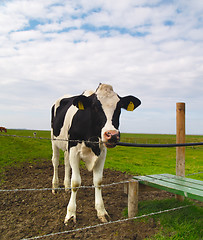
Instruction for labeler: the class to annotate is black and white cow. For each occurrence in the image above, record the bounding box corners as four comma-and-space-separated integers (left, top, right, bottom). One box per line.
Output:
51, 83, 141, 224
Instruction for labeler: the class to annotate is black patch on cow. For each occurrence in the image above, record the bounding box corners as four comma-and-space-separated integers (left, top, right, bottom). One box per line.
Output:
51, 105, 55, 129
112, 99, 122, 129
85, 136, 101, 156
68, 94, 107, 156
120, 96, 141, 110
73, 95, 92, 109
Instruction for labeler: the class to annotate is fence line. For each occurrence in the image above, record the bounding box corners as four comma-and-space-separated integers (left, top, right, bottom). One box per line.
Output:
0, 133, 100, 144
1, 172, 203, 193
1, 133, 203, 148
186, 172, 203, 176
21, 205, 192, 240
0, 180, 130, 193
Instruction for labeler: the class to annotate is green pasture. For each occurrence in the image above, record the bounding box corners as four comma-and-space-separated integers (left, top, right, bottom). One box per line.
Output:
0, 130, 202, 239
0, 130, 202, 180
107, 133, 203, 181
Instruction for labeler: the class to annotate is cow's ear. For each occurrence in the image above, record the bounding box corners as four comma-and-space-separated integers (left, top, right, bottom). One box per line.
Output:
121, 96, 141, 111
73, 95, 91, 110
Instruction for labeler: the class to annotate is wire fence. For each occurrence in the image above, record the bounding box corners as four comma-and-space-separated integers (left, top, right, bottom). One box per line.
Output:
21, 205, 192, 240
0, 172, 202, 193
0, 180, 130, 193
0, 132, 202, 193
1, 133, 203, 147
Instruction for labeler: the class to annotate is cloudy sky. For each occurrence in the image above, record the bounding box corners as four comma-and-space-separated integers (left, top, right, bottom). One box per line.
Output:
0, 0, 203, 134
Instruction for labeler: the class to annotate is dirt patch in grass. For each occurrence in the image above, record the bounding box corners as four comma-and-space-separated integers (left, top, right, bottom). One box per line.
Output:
0, 160, 173, 240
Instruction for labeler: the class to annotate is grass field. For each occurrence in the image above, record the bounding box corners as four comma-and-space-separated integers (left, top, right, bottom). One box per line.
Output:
0, 129, 202, 239
0, 130, 203, 179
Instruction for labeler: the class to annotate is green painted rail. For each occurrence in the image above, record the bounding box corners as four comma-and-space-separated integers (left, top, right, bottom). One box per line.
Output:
133, 174, 203, 202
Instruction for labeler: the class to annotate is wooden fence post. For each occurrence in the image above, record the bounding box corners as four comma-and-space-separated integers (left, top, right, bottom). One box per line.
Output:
128, 180, 139, 218
176, 102, 185, 201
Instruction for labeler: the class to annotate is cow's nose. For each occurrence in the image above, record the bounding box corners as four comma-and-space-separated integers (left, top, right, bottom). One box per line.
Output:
104, 130, 120, 148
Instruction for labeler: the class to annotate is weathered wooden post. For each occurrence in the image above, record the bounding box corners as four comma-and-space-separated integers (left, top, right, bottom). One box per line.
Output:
128, 180, 139, 218
176, 102, 185, 201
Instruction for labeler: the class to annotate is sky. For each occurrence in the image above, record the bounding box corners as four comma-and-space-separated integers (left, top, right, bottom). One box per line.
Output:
0, 0, 203, 135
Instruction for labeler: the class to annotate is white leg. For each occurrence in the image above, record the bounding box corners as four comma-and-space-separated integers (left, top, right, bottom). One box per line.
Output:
64, 147, 81, 224
64, 150, 71, 191
52, 143, 60, 194
93, 147, 109, 222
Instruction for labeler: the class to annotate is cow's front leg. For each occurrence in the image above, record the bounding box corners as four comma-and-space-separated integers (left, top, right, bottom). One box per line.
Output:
64, 148, 81, 224
93, 148, 109, 223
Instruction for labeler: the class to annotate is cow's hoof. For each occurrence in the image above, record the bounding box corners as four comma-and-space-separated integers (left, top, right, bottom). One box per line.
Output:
98, 213, 110, 223
52, 183, 59, 194
52, 189, 57, 194
64, 182, 71, 192
64, 187, 70, 193
99, 215, 108, 223
64, 215, 76, 225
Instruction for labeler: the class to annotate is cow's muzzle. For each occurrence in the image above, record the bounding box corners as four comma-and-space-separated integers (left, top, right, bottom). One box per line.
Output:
104, 130, 120, 148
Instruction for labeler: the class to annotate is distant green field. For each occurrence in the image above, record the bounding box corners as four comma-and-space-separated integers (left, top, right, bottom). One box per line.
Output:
0, 129, 202, 181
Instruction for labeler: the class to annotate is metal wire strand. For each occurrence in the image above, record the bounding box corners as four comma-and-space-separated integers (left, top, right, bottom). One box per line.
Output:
21, 205, 192, 240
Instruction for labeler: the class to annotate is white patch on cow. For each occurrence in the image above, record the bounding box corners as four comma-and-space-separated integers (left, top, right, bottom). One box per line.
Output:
52, 105, 78, 151
80, 142, 99, 171
96, 84, 120, 142
83, 89, 94, 96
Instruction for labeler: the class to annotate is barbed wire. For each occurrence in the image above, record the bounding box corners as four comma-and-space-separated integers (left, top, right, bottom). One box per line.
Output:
21, 204, 192, 240
0, 133, 101, 145
186, 172, 203, 176
1, 133, 203, 148
1, 172, 203, 193
0, 180, 130, 193
0, 133, 202, 194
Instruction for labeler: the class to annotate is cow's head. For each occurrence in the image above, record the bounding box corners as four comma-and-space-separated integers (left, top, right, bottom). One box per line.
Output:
73, 84, 141, 148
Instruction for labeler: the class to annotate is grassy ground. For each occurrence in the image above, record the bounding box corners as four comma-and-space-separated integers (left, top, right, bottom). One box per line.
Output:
107, 133, 203, 180
1, 130, 202, 179
0, 129, 52, 174
123, 198, 203, 240
0, 129, 202, 239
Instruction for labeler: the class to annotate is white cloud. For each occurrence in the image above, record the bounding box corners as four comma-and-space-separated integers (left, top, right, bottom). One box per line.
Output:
0, 0, 202, 134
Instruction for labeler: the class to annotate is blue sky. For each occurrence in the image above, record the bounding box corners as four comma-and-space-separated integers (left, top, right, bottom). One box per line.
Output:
0, 0, 203, 134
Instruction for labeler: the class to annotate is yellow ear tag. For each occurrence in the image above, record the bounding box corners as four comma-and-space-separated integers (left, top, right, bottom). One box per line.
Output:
127, 101, 134, 111
78, 101, 84, 110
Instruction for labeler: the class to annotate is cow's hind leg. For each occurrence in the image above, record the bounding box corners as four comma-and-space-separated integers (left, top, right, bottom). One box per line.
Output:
64, 147, 81, 224
52, 144, 60, 194
93, 148, 109, 223
64, 150, 71, 191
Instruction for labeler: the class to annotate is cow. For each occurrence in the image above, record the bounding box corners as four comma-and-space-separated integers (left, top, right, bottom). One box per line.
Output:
51, 83, 141, 224
0, 127, 7, 133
